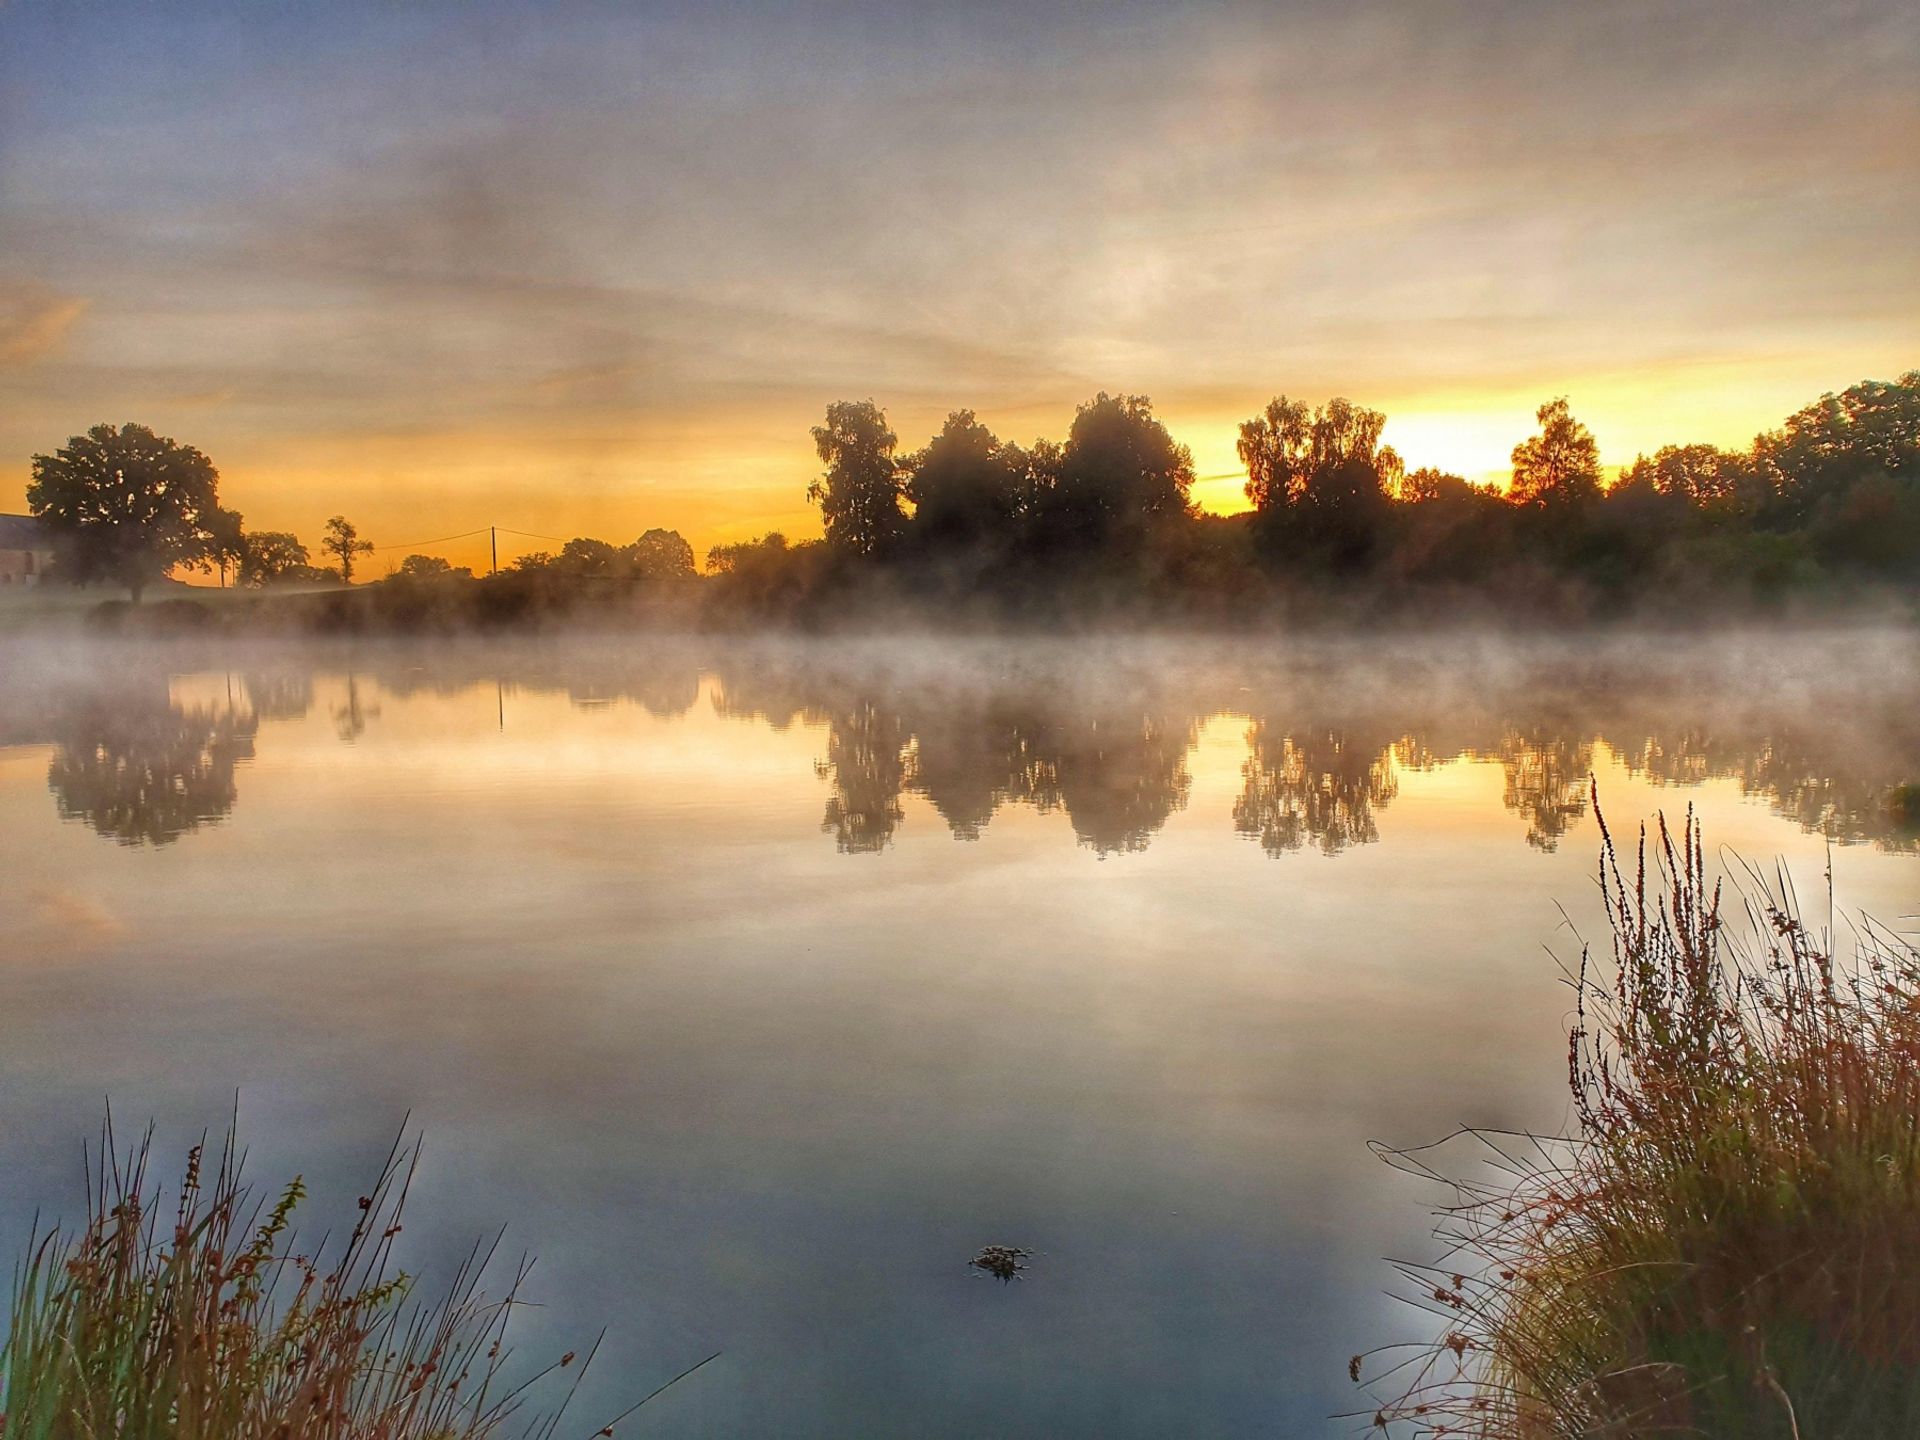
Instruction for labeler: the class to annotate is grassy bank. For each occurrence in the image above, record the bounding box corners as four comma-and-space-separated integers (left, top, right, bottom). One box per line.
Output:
1355, 798, 1920, 1436
0, 1125, 699, 1440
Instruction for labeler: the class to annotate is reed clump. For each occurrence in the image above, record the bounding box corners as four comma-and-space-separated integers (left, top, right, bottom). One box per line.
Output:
1354, 792, 1920, 1437
0, 1124, 644, 1440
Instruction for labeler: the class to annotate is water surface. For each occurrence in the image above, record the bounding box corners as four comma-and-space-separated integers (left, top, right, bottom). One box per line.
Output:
1, 631, 1915, 1436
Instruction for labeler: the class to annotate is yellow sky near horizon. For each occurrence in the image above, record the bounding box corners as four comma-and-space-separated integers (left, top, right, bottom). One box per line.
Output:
5, 348, 1906, 577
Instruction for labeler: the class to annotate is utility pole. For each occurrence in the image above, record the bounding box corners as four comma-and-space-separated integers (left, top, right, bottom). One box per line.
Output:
490, 526, 498, 575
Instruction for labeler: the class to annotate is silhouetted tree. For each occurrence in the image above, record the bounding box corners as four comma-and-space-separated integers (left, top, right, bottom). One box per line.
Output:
238, 530, 316, 586
556, 537, 620, 577
906, 410, 1020, 549
1239, 396, 1315, 513
1616, 444, 1755, 517
1753, 372, 1920, 572
999, 439, 1064, 531
1397, 467, 1474, 504
27, 423, 226, 601
1509, 398, 1602, 508
625, 528, 696, 581
1240, 396, 1399, 568
392, 554, 471, 580
203, 506, 247, 587
1756, 371, 1920, 521
810, 400, 907, 557
1047, 392, 1194, 552
1387, 473, 1516, 585
706, 532, 787, 575
1241, 398, 1400, 507
322, 516, 373, 584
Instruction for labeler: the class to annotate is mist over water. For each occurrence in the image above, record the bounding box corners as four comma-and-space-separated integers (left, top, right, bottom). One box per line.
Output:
1, 629, 1915, 1436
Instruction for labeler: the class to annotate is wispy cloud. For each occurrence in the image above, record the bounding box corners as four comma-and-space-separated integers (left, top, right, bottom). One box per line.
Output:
0, 285, 88, 368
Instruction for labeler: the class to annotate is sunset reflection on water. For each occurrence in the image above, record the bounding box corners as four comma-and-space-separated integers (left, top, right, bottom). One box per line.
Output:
1, 634, 1914, 1437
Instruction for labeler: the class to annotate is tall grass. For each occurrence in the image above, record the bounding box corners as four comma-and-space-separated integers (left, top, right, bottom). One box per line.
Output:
1353, 791, 1920, 1437
0, 1121, 701, 1440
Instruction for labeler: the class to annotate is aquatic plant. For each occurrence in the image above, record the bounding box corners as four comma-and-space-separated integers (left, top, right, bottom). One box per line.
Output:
0, 1122, 707, 1440
1351, 792, 1920, 1437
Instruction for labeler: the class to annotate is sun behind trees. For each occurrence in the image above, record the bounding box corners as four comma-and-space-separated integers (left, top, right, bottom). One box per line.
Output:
16, 370, 1917, 624
744, 370, 1915, 622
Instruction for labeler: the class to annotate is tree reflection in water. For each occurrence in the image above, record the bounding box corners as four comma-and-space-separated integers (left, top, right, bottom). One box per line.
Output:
1234, 721, 1400, 856
48, 680, 257, 847
18, 640, 1917, 859
1494, 726, 1596, 852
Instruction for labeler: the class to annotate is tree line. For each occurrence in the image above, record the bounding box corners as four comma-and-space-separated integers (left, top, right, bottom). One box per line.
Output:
21, 370, 1918, 615
21, 423, 698, 602
775, 374, 1919, 611
19, 424, 411, 598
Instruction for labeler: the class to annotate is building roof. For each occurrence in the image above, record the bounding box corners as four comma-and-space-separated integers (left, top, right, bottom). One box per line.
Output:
0, 514, 53, 550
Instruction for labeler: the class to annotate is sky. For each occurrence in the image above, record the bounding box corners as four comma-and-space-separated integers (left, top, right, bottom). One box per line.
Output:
1, 0, 1916, 570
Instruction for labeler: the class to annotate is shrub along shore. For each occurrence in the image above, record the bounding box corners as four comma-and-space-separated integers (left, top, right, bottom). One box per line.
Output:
1354, 799, 1920, 1437
0, 1126, 712, 1440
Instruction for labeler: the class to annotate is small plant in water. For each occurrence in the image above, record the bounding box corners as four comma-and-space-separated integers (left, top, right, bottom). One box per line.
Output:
969, 1246, 1033, 1282
1349, 790, 1920, 1438
0, 1118, 709, 1440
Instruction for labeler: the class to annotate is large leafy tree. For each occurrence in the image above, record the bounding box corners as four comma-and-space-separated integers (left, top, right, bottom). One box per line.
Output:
1510, 398, 1603, 507
1240, 396, 1401, 513
624, 528, 696, 580
1048, 392, 1194, 549
906, 410, 1020, 547
1238, 396, 1315, 512
1760, 376, 1920, 572
1238, 396, 1400, 568
27, 423, 225, 600
238, 531, 315, 586
810, 400, 907, 557
556, 537, 621, 577
1616, 443, 1755, 516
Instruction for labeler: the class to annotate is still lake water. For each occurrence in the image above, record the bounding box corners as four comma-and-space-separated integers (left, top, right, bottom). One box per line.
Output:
1, 630, 1915, 1437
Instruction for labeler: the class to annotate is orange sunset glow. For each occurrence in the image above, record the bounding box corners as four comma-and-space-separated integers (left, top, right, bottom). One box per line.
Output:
3, 3, 1915, 569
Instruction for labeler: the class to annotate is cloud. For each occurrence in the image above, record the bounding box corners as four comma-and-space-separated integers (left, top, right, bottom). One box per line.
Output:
0, 285, 88, 368
0, 0, 1913, 545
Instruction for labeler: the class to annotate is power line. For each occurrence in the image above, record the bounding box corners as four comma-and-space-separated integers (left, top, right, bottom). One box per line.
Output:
369, 527, 490, 552
494, 526, 572, 544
